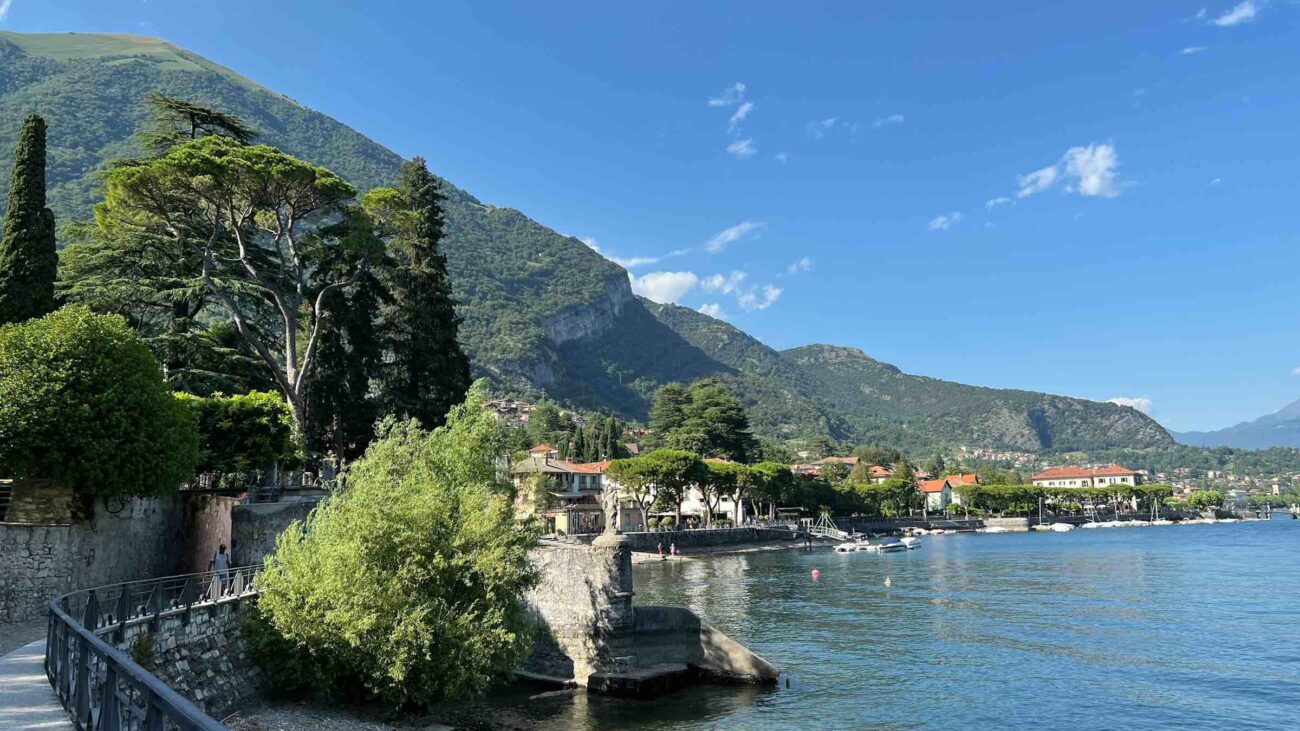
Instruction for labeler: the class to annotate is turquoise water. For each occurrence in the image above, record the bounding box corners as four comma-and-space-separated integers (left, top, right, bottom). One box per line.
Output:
497, 518, 1299, 730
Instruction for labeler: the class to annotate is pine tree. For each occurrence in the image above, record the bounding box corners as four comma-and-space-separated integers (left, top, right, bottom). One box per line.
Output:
379, 157, 471, 428
0, 115, 57, 325
649, 383, 689, 445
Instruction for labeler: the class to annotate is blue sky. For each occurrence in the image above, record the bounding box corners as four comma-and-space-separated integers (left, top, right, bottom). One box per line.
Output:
8, 1, 1300, 432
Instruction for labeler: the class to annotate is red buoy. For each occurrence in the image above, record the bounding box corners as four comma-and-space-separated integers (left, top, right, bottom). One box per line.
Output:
811, 569, 821, 581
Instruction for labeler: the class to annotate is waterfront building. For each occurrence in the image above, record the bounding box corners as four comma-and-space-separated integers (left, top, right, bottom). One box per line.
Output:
919, 478, 953, 511
512, 449, 636, 534
1030, 465, 1142, 489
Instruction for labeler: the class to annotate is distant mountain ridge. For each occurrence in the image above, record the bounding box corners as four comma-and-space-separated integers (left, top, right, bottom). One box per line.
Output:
0, 30, 1175, 453
1174, 399, 1300, 449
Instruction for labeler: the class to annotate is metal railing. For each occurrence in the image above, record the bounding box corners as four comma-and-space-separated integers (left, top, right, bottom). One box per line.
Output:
45, 566, 261, 731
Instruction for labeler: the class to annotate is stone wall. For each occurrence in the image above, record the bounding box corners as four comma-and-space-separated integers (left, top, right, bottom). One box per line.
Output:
230, 501, 315, 568
520, 535, 776, 693
0, 496, 183, 624
111, 595, 262, 719
180, 494, 239, 574
617, 527, 795, 553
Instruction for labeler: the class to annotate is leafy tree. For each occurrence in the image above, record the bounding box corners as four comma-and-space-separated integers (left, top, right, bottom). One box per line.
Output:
852, 445, 902, 468
749, 462, 795, 520
0, 115, 57, 325
90, 134, 387, 437
648, 383, 689, 444
665, 378, 757, 462
177, 391, 298, 474
1188, 489, 1224, 510
700, 461, 746, 526
140, 92, 257, 154
526, 400, 565, 446
612, 449, 705, 527
0, 306, 198, 502
377, 158, 471, 429
924, 452, 946, 476
253, 384, 538, 706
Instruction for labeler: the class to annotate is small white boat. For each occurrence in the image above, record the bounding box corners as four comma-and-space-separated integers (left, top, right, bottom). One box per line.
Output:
1150, 519, 1174, 526
979, 527, 1010, 534
875, 539, 908, 553
900, 536, 922, 549
835, 542, 857, 553
1080, 522, 1102, 529
1049, 523, 1074, 532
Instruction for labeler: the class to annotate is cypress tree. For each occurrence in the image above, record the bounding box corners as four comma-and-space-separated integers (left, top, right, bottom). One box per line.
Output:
0, 115, 58, 324
379, 157, 471, 428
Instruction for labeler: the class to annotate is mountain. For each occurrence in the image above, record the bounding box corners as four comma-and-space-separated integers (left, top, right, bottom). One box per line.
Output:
645, 301, 1173, 453
0, 30, 1175, 453
1174, 399, 1300, 449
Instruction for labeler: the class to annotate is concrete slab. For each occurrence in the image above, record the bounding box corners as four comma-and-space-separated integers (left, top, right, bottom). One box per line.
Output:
0, 639, 73, 730
587, 663, 695, 698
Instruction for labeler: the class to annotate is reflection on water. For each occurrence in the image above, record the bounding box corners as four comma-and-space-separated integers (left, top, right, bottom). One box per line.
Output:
479, 519, 1300, 730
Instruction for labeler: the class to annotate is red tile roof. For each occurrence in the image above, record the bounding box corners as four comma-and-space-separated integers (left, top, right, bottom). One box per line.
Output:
562, 460, 611, 474
919, 478, 950, 494
1032, 465, 1137, 481
946, 473, 980, 485
530, 444, 557, 454
869, 466, 894, 477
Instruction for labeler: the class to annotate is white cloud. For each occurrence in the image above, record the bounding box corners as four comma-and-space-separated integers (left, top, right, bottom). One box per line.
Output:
927, 211, 963, 231
774, 152, 788, 163
1209, 177, 1222, 185
726, 138, 757, 158
0, 1, 11, 22
1064, 143, 1120, 197
1291, 366, 1300, 376
579, 236, 601, 252
630, 271, 699, 304
699, 303, 727, 319
985, 196, 1013, 210
1108, 396, 1154, 416
738, 284, 782, 311
1014, 143, 1121, 200
1196, 7, 1208, 20
872, 113, 905, 128
807, 117, 850, 140
787, 256, 813, 274
611, 255, 661, 268
1210, 1, 1259, 26
1182, 45, 1208, 55
708, 82, 746, 107
1017, 165, 1060, 198
701, 270, 748, 294
704, 221, 765, 253
728, 101, 754, 132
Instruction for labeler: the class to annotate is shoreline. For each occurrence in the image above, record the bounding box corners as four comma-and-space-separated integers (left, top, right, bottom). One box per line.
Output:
630, 538, 810, 563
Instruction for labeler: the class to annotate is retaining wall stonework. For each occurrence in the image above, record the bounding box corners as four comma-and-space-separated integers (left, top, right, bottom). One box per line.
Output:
230, 502, 315, 568
560, 527, 797, 553
111, 596, 262, 719
0, 496, 184, 624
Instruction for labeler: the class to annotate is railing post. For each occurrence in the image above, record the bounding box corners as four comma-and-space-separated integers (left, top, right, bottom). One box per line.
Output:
112, 587, 130, 644
100, 663, 120, 731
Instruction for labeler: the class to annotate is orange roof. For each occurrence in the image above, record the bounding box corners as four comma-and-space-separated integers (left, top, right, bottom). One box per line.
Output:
946, 473, 980, 485
869, 466, 893, 477
1032, 465, 1137, 480
919, 478, 950, 494
561, 460, 611, 474
530, 444, 556, 454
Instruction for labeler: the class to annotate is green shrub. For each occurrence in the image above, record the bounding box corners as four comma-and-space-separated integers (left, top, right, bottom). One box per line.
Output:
253, 383, 539, 707
0, 306, 198, 499
176, 391, 300, 474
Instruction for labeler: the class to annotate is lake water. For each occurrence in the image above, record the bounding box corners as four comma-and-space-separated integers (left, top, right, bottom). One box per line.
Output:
491, 518, 1299, 730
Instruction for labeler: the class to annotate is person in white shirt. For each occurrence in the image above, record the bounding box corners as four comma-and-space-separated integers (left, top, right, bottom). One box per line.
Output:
208, 544, 231, 594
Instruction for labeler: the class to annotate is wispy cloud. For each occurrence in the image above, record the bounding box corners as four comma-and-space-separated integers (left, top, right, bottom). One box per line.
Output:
1209, 177, 1222, 186
728, 101, 754, 133
787, 256, 813, 274
699, 303, 727, 319
1108, 396, 1154, 416
726, 138, 756, 158
581, 236, 663, 269
700, 271, 748, 294
1292, 366, 1300, 376
738, 284, 782, 311
1016, 143, 1122, 199
705, 221, 765, 253
985, 196, 1013, 210
928, 211, 963, 231
708, 82, 746, 107
0, 1, 12, 22
807, 117, 857, 140
1210, 1, 1260, 26
871, 113, 905, 128
1182, 45, 1208, 54
774, 152, 788, 163
630, 271, 699, 304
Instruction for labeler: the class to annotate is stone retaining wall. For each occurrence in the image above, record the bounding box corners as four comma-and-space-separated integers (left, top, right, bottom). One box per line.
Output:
110, 595, 262, 719
0, 496, 184, 624
230, 501, 315, 568
562, 527, 796, 553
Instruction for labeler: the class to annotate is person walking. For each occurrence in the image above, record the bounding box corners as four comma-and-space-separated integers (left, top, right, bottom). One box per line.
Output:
208, 543, 232, 595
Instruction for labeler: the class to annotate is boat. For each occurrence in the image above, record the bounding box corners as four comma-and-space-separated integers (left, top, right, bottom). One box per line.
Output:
900, 536, 922, 549
1049, 523, 1074, 532
835, 542, 858, 553
875, 538, 908, 553
978, 526, 1010, 534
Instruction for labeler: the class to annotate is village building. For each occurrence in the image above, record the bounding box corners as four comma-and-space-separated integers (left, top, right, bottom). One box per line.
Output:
791, 455, 860, 478
918, 478, 953, 511
943, 473, 981, 505
1030, 465, 1143, 489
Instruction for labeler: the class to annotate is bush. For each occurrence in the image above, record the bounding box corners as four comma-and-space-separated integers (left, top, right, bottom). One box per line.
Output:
0, 306, 198, 499
253, 383, 539, 707
177, 391, 300, 474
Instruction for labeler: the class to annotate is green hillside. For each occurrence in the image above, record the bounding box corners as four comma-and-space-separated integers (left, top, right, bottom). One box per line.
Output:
0, 30, 622, 384
0, 30, 1176, 454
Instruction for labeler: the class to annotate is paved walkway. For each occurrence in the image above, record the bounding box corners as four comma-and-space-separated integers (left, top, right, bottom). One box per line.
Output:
0, 639, 73, 730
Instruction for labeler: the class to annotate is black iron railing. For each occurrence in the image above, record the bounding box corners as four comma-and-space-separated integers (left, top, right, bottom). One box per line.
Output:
45, 566, 261, 731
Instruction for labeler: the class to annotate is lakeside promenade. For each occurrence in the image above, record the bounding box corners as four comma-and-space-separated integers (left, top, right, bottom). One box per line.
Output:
0, 638, 72, 731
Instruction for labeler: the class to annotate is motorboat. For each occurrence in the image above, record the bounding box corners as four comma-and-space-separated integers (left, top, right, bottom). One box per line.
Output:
835, 542, 857, 553
900, 536, 922, 549
875, 538, 908, 553
1049, 523, 1074, 532
978, 526, 1010, 534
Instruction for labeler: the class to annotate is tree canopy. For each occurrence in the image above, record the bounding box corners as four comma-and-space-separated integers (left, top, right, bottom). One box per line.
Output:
0, 114, 57, 325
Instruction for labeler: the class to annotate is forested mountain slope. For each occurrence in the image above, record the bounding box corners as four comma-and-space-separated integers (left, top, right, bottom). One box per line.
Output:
0, 30, 1173, 453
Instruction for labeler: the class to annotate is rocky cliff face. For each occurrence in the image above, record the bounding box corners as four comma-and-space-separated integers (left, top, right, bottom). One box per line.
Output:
540, 273, 634, 347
